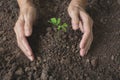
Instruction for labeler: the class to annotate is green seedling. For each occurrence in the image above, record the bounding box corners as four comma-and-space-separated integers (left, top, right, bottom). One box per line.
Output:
48, 18, 68, 32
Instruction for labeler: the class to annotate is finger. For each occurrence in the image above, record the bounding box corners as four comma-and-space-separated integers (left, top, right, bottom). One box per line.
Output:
24, 23, 33, 37
24, 13, 33, 37
80, 48, 86, 57
18, 36, 34, 61
80, 37, 90, 56
80, 35, 92, 57
85, 35, 93, 54
80, 11, 92, 32
79, 11, 92, 48
80, 32, 90, 49
24, 8, 36, 37
17, 37, 34, 61
15, 27, 34, 61
18, 26, 34, 61
68, 10, 79, 30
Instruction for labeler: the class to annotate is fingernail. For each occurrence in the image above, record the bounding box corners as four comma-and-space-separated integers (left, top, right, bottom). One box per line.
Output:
29, 56, 34, 61
25, 27, 32, 37
80, 50, 86, 57
25, 30, 31, 36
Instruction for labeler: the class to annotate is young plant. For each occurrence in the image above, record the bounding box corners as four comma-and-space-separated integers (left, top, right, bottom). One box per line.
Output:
48, 18, 68, 32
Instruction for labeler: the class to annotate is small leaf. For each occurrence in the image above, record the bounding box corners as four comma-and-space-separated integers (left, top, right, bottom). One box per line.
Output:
62, 27, 67, 32
57, 25, 62, 31
62, 23, 68, 28
50, 18, 57, 25
56, 18, 61, 25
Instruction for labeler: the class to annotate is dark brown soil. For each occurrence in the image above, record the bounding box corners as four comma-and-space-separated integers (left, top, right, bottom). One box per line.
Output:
0, 0, 120, 80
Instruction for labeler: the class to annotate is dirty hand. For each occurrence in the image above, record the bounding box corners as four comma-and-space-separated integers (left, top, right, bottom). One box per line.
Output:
14, 0, 36, 61
68, 0, 93, 56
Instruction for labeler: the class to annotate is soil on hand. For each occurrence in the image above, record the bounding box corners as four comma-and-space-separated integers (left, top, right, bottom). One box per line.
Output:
0, 0, 120, 80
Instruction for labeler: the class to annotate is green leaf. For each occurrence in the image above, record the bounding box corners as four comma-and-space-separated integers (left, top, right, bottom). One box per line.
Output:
57, 25, 62, 31
51, 18, 57, 23
48, 18, 68, 32
61, 23, 68, 32
62, 23, 68, 28
56, 18, 61, 25
62, 27, 67, 32
49, 18, 57, 25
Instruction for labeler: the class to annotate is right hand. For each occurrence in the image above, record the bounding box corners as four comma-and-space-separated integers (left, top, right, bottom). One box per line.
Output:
68, 0, 93, 57
14, 2, 36, 61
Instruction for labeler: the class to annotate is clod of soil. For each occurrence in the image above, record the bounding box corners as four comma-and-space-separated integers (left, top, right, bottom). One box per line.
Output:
0, 31, 4, 35
15, 67, 24, 75
41, 64, 49, 80
91, 58, 98, 68
0, 47, 4, 52
111, 55, 114, 60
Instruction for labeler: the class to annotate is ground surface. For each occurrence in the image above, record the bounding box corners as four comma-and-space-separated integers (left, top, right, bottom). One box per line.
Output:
0, 0, 120, 80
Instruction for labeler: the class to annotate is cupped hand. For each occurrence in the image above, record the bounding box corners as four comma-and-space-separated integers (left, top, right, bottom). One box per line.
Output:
68, 2, 93, 57
14, 2, 36, 61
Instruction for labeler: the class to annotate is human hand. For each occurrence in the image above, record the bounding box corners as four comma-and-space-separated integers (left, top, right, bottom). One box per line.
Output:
14, 0, 36, 61
68, 0, 93, 56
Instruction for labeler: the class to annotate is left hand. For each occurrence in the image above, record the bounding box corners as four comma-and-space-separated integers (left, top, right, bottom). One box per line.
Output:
68, 1, 93, 57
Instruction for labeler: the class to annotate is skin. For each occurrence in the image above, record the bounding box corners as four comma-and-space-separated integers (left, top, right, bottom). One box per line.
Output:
14, 0, 93, 61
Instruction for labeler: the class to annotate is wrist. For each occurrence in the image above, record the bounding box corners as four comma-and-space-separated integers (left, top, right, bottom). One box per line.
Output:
17, 0, 33, 9
70, 0, 88, 9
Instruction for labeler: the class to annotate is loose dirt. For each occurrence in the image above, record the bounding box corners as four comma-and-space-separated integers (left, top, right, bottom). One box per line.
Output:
0, 0, 120, 80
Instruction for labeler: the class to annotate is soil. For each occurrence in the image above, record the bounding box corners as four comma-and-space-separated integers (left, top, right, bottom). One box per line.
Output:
0, 0, 120, 80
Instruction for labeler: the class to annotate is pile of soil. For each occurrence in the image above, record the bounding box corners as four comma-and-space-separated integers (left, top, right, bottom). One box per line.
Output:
0, 0, 120, 80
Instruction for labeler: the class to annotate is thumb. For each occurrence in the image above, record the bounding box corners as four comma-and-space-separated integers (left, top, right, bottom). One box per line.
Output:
24, 18, 33, 37
68, 10, 79, 30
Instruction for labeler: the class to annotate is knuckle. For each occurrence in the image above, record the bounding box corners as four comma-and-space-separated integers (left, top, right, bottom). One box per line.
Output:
14, 24, 18, 33
13, 26, 16, 32
14, 20, 19, 29
68, 6, 78, 15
